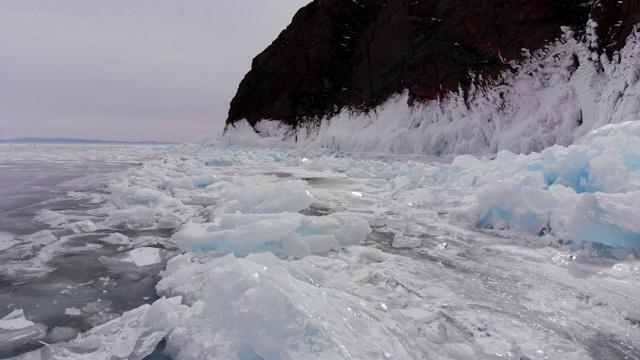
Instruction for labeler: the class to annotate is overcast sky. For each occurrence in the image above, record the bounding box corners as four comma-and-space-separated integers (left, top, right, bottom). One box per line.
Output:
0, 0, 308, 143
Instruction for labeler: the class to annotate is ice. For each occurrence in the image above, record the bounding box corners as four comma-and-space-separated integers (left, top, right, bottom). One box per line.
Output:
67, 220, 97, 234
391, 233, 421, 248
282, 232, 312, 258
104, 208, 153, 230
45, 327, 79, 343
98, 247, 171, 274
451, 154, 483, 169
173, 201, 371, 256
5, 120, 640, 358
0, 310, 47, 354
98, 232, 131, 246
397, 307, 435, 321
158, 252, 419, 359
14, 296, 190, 360
173, 216, 301, 256
0, 232, 19, 252
447, 120, 640, 249
64, 308, 81, 316
124, 247, 163, 267
217, 179, 314, 214
34, 210, 67, 227
108, 184, 165, 208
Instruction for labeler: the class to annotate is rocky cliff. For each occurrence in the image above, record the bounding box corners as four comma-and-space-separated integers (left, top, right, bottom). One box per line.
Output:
224, 0, 640, 155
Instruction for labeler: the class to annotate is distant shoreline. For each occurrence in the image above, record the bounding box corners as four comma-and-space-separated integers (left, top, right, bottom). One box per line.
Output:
0, 137, 175, 145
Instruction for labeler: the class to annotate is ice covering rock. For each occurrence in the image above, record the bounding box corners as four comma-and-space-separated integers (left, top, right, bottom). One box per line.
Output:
223, 28, 640, 157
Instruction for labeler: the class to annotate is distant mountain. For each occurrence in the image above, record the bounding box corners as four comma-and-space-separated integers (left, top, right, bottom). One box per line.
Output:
0, 137, 175, 145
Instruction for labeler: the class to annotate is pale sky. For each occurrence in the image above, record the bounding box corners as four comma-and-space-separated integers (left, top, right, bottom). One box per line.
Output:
0, 0, 308, 143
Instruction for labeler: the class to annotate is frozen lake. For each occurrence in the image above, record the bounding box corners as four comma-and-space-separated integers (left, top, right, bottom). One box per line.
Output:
1, 135, 639, 359
0, 145, 174, 358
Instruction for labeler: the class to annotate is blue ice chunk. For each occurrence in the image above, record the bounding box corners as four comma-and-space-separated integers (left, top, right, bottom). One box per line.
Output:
543, 171, 559, 187
571, 222, 640, 250
266, 152, 286, 162
476, 206, 540, 231
569, 195, 640, 250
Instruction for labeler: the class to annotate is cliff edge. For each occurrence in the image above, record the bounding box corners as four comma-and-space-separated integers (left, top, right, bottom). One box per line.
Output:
224, 0, 640, 155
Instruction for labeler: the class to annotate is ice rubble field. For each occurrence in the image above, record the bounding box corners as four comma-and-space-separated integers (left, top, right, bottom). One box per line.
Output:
0, 122, 638, 359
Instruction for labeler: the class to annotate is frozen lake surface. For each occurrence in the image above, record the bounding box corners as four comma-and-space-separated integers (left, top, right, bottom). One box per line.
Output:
1, 130, 639, 359
0, 145, 175, 358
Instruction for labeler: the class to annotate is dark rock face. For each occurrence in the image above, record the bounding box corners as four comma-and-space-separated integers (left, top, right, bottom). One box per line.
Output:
227, 0, 640, 128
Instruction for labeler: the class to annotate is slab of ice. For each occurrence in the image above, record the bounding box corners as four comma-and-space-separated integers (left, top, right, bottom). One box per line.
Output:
124, 247, 163, 267
396, 307, 435, 321
158, 252, 417, 359
98, 247, 169, 274
98, 232, 131, 246
15, 297, 190, 360
34, 210, 67, 227
391, 234, 421, 248
218, 179, 314, 214
174, 211, 371, 257
0, 232, 19, 252
173, 216, 301, 256
67, 220, 97, 234
0, 309, 47, 353
45, 327, 79, 343
64, 308, 81, 316
44, 326, 79, 344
